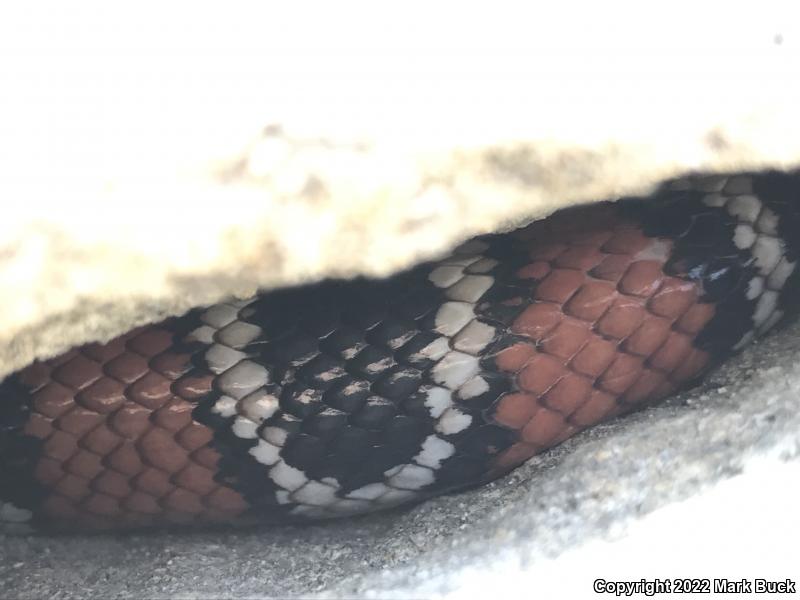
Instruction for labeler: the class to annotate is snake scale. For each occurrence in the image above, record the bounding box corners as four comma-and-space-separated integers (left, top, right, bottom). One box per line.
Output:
1, 171, 799, 531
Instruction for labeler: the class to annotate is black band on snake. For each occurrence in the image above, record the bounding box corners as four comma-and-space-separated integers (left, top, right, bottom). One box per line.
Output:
2, 171, 799, 531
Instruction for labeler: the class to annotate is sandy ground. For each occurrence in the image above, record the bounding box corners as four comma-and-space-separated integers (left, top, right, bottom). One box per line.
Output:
2, 318, 798, 599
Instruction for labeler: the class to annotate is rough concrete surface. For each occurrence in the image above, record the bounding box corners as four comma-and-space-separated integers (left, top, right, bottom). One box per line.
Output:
2, 318, 799, 599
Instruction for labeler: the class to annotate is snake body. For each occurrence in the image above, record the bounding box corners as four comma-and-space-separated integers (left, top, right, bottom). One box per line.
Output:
2, 171, 799, 531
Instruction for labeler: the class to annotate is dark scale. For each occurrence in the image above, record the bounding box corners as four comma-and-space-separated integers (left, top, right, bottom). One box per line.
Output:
322, 376, 371, 413
182, 239, 543, 510
429, 455, 486, 490
371, 367, 423, 401
474, 289, 533, 329
325, 426, 373, 483
395, 286, 442, 321
280, 383, 327, 419
394, 331, 445, 369
342, 444, 419, 491
381, 415, 428, 452
401, 386, 440, 420
622, 187, 763, 361
0, 378, 47, 518
456, 425, 518, 461
364, 316, 419, 350
346, 345, 397, 382
319, 327, 368, 360
349, 396, 397, 430
182, 267, 455, 508
301, 407, 349, 441
265, 412, 304, 438
281, 434, 328, 473
295, 353, 348, 389
456, 371, 510, 413
694, 301, 757, 354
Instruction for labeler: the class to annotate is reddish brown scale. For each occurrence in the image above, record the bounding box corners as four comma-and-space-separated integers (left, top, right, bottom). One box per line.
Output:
488, 205, 713, 475
18, 326, 248, 529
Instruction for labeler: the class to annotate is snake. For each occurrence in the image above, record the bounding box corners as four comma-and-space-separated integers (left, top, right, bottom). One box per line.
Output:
1, 170, 798, 532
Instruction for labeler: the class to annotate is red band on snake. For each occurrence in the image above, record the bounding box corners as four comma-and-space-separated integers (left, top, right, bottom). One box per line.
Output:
1, 171, 798, 530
